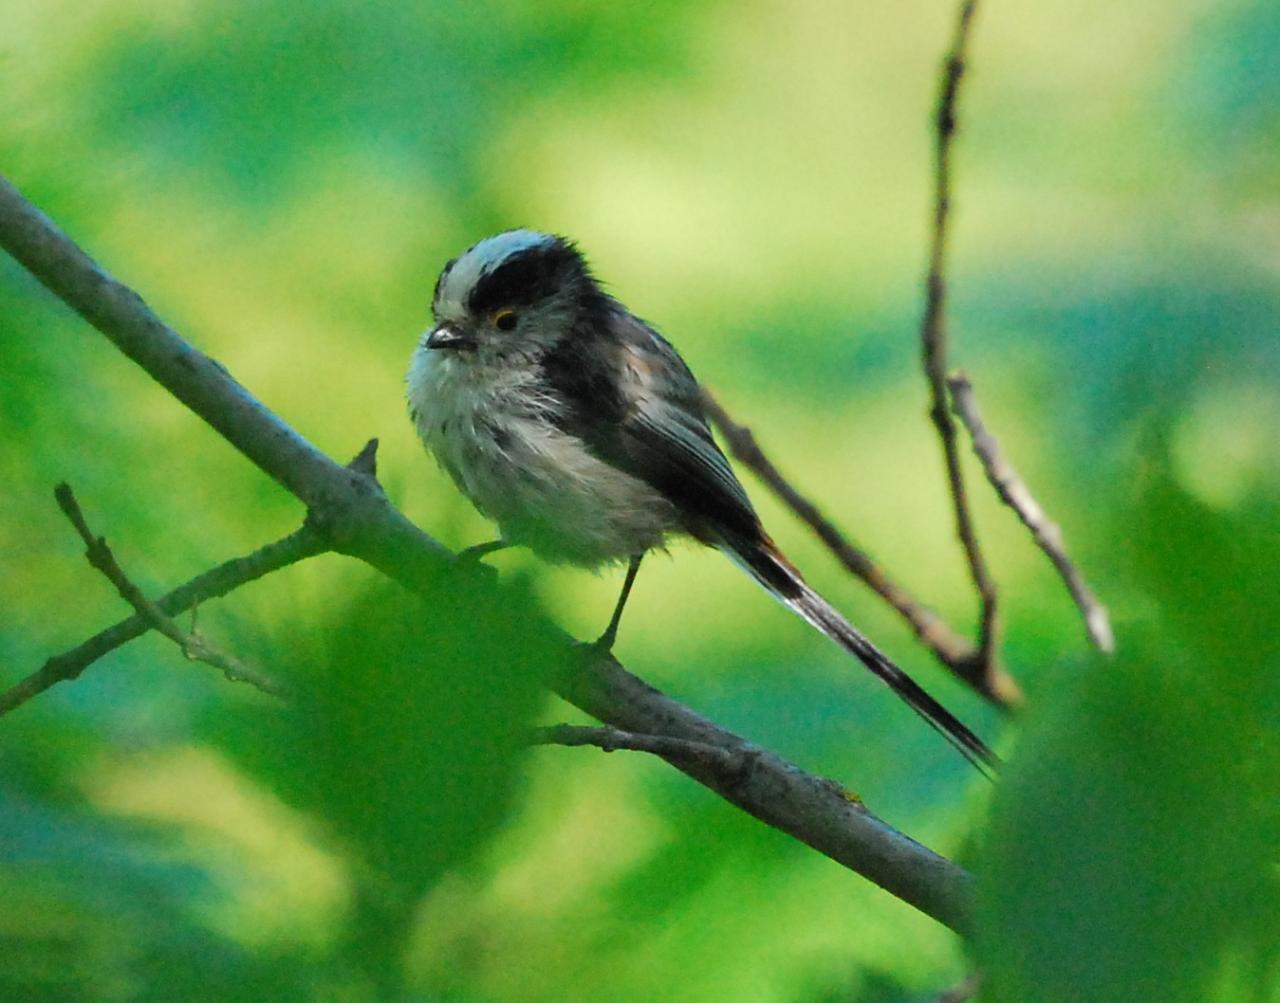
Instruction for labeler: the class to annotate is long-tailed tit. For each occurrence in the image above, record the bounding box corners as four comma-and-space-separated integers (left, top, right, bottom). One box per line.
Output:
408, 230, 996, 773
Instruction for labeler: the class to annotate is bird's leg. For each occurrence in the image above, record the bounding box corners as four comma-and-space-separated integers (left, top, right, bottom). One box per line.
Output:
592, 554, 644, 653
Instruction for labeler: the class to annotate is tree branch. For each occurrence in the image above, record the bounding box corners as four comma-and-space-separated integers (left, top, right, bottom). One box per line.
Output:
920, 0, 1006, 687
0, 178, 451, 571
702, 389, 1021, 707
947, 374, 1114, 653
0, 173, 976, 934
553, 655, 974, 934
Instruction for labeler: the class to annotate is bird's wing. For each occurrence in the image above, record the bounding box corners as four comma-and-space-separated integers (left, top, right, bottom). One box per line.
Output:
541, 308, 762, 542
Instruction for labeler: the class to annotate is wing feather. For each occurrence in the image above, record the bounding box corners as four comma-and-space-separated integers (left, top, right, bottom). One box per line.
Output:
539, 307, 761, 542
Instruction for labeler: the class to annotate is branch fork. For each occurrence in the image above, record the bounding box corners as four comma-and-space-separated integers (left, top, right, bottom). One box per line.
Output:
53, 482, 287, 698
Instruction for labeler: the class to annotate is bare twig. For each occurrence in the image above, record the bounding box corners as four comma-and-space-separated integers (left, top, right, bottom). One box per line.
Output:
53, 483, 286, 697
947, 374, 1114, 652
0, 179, 439, 554
920, 0, 1004, 684
1, 510, 336, 716
702, 389, 1023, 707
0, 441, 380, 716
0, 173, 977, 934
533, 723, 749, 775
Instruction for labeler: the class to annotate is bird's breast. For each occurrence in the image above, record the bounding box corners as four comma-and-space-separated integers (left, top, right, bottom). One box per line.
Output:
407, 347, 679, 566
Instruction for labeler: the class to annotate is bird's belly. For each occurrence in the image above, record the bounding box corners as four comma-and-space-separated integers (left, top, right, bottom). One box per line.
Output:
411, 366, 679, 567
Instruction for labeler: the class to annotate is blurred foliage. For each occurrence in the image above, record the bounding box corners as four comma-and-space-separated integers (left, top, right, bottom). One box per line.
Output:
978, 469, 1280, 1003
1, 0, 1277, 1000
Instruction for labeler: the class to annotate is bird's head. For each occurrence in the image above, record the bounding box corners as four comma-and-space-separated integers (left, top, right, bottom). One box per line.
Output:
424, 230, 605, 364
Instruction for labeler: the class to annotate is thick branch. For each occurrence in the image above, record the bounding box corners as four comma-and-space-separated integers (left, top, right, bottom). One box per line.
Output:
0, 172, 975, 934
947, 374, 1114, 653
702, 389, 1020, 707
920, 0, 1003, 679
555, 655, 974, 934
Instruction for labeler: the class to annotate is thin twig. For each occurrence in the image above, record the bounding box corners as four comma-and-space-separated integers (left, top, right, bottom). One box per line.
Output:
0, 521, 324, 715
532, 723, 750, 776
920, 0, 1003, 679
1, 502, 323, 715
702, 389, 1024, 708
947, 374, 1114, 653
53, 483, 286, 697
0, 441, 375, 717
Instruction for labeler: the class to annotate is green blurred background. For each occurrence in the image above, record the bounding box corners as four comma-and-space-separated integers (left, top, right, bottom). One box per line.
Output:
1, 1, 1277, 1000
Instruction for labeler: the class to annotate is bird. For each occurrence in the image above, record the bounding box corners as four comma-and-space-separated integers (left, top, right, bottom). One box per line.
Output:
407, 230, 996, 774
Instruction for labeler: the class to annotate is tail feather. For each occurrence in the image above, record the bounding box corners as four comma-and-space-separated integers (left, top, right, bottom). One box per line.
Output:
722, 534, 999, 778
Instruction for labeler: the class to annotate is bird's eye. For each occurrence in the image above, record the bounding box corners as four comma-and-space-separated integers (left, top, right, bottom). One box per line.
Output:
494, 309, 518, 332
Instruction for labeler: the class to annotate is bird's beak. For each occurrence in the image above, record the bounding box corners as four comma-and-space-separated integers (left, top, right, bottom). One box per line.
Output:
425, 324, 475, 351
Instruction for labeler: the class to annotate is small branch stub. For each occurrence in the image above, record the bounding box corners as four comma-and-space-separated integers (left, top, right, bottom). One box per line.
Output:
347, 437, 380, 478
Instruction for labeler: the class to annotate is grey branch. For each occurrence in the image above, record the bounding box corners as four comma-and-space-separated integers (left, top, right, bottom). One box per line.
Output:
553, 654, 973, 934
920, 0, 1005, 687
0, 173, 976, 934
947, 374, 1114, 653
533, 723, 749, 774
535, 720, 960, 914
701, 389, 1021, 708
53, 482, 287, 697
0, 517, 325, 716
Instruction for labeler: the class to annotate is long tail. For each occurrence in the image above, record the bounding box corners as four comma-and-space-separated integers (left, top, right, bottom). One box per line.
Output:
720, 532, 999, 778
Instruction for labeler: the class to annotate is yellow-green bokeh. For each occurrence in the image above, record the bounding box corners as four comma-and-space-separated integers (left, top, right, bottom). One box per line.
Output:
1, 1, 1277, 1001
